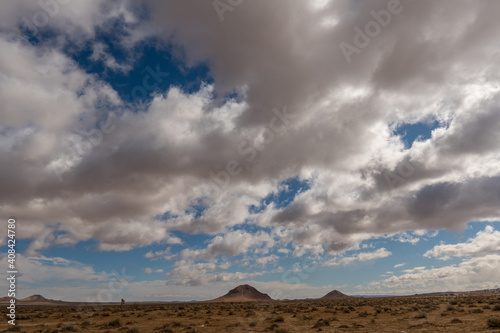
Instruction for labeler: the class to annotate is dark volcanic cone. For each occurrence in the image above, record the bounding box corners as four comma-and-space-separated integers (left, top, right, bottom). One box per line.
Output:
210, 284, 273, 302
320, 290, 354, 300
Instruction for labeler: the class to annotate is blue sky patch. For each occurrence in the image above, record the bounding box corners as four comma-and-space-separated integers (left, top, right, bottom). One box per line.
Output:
393, 119, 443, 149
249, 177, 311, 213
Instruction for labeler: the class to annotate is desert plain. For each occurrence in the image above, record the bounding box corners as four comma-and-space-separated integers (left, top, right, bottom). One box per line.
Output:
1, 287, 500, 333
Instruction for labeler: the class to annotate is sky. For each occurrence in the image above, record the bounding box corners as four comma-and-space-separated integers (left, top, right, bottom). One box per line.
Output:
0, 0, 500, 302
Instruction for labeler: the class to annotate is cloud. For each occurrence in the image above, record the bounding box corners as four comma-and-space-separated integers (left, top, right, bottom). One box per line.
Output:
381, 255, 500, 292
402, 266, 427, 274
424, 226, 500, 260
165, 260, 275, 287
394, 232, 420, 245
144, 268, 163, 274
0, 254, 110, 286
394, 263, 405, 268
323, 248, 392, 266
0, 0, 499, 279
256, 255, 279, 266
180, 230, 275, 261
0, 0, 136, 41
89, 42, 133, 73
144, 248, 177, 261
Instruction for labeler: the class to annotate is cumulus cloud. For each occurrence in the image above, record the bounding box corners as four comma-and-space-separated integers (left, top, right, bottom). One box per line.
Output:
0, 0, 499, 284
323, 248, 392, 267
180, 230, 275, 261
89, 42, 133, 73
424, 226, 500, 260
256, 255, 279, 266
144, 248, 176, 261
0, 254, 110, 286
0, 0, 136, 42
165, 260, 276, 287
394, 232, 420, 245
381, 255, 500, 292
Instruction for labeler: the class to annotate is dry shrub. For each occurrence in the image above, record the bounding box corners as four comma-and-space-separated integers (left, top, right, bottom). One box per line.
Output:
487, 316, 500, 328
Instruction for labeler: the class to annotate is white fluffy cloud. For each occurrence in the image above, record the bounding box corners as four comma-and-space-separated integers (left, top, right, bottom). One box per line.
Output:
184, 230, 275, 261
0, 254, 111, 299
424, 226, 500, 260
0, 0, 499, 287
256, 255, 279, 266
144, 248, 176, 261
379, 255, 500, 293
165, 260, 275, 287
323, 248, 392, 267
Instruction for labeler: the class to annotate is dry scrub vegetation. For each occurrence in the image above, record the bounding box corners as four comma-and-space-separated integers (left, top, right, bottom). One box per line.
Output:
1, 295, 500, 332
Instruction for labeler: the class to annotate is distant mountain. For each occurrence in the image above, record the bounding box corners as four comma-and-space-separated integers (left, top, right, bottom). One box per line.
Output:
209, 284, 273, 302
319, 290, 354, 300
0, 294, 67, 306
21, 294, 49, 302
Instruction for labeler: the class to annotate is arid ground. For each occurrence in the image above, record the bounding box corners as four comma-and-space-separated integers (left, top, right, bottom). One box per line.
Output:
1, 295, 500, 332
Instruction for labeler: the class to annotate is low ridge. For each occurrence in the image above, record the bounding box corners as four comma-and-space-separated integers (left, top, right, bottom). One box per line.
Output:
320, 290, 354, 300
0, 295, 68, 306
21, 294, 48, 301
209, 284, 273, 302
